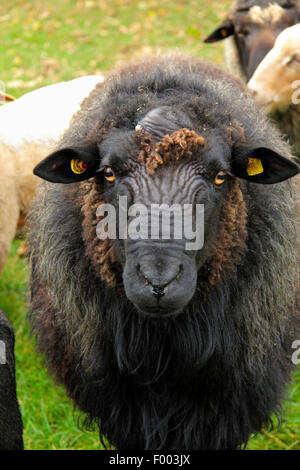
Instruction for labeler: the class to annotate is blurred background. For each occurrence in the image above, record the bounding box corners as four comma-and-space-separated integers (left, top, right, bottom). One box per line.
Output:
0, 0, 299, 450
0, 0, 229, 97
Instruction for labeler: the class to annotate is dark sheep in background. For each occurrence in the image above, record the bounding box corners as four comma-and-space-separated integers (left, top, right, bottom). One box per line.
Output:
204, 1, 300, 160
204, 0, 300, 81
0, 310, 23, 450
28, 54, 299, 450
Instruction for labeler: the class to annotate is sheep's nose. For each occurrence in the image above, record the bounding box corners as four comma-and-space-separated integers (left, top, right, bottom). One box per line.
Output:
151, 285, 166, 298
138, 260, 182, 298
144, 279, 167, 299
123, 252, 197, 317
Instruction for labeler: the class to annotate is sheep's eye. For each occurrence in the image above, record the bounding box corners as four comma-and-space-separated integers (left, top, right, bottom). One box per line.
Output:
214, 171, 227, 186
237, 30, 249, 38
104, 167, 116, 183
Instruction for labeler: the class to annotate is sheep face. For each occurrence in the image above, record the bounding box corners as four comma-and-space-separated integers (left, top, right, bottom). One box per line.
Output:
34, 105, 299, 319
204, 1, 300, 80
97, 129, 225, 317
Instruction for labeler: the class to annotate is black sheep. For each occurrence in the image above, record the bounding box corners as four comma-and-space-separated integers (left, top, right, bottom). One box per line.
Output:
0, 310, 23, 450
28, 54, 299, 450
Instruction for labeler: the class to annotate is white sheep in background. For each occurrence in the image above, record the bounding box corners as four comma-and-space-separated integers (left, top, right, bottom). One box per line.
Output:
0, 75, 104, 273
248, 23, 300, 159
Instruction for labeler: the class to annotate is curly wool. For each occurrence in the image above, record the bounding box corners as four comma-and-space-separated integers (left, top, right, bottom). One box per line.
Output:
144, 129, 206, 174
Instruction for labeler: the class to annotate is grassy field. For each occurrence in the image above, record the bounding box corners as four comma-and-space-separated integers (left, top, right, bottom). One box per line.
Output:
0, 0, 299, 450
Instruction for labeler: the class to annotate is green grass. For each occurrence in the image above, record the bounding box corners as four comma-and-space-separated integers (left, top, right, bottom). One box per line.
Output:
0, 0, 299, 451
0, 241, 101, 449
0, 0, 231, 98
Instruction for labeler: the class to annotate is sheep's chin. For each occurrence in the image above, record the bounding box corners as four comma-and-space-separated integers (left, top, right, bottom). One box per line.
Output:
135, 305, 185, 320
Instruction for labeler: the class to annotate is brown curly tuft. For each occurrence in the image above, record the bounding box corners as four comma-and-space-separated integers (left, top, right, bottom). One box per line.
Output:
79, 179, 122, 289
198, 178, 248, 293
146, 129, 206, 175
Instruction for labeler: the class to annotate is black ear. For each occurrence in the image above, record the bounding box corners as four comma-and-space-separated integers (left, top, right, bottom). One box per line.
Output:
204, 19, 234, 43
231, 146, 299, 184
33, 142, 100, 183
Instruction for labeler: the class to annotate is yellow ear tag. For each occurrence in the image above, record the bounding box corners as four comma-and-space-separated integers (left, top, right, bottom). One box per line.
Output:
246, 158, 264, 176
71, 159, 88, 175
221, 29, 228, 38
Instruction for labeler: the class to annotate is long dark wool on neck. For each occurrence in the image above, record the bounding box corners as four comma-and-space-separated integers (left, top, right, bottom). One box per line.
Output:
29, 177, 298, 450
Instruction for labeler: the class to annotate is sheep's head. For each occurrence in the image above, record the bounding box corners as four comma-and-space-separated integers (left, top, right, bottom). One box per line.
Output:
204, 1, 300, 80
248, 23, 300, 111
34, 106, 299, 318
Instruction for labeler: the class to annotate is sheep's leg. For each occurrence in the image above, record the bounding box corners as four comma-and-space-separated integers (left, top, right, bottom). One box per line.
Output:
16, 212, 28, 258
0, 178, 19, 274
17, 240, 28, 258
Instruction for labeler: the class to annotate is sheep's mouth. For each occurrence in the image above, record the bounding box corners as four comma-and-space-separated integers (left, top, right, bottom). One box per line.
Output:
123, 251, 197, 320
136, 304, 185, 319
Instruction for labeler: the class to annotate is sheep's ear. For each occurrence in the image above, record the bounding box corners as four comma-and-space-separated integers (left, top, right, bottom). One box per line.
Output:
231, 147, 299, 184
33, 143, 100, 183
204, 19, 234, 43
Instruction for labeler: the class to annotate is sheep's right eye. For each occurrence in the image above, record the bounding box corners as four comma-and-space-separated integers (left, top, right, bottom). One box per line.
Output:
104, 167, 116, 183
237, 30, 249, 38
214, 171, 227, 186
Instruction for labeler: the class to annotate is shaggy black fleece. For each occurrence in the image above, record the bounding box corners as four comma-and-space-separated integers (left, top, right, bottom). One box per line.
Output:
28, 54, 299, 450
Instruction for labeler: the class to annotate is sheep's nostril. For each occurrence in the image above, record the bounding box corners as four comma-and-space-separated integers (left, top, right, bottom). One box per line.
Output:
137, 259, 183, 299
151, 285, 166, 298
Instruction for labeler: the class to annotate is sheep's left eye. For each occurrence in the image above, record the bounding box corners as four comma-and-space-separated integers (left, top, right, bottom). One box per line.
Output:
214, 171, 227, 185
104, 167, 116, 183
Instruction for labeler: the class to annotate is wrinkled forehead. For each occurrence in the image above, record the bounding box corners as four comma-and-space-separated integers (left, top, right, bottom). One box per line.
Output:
99, 125, 231, 176
136, 107, 195, 141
